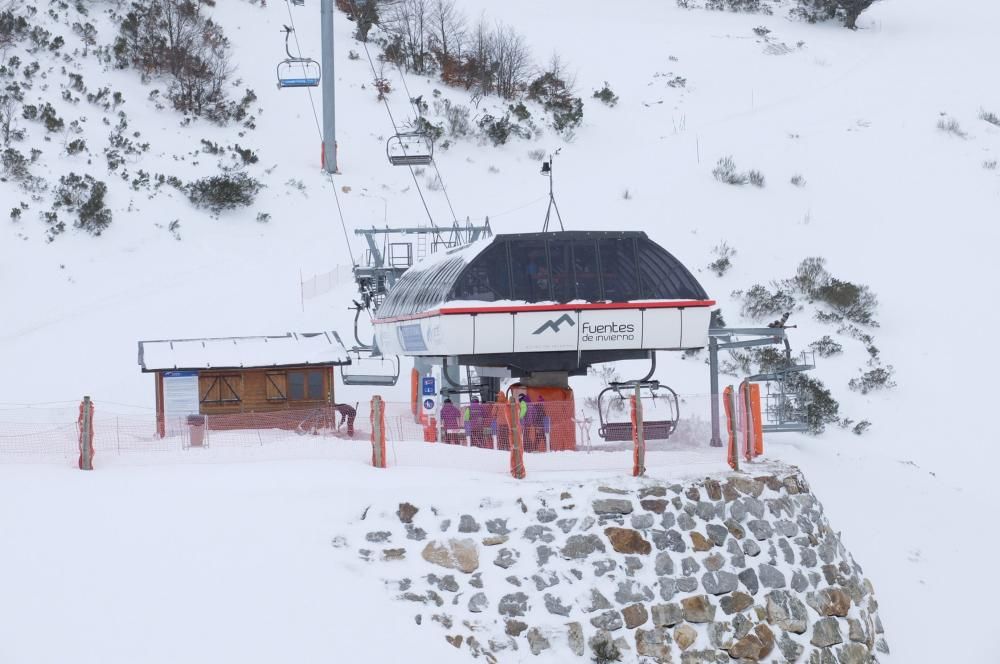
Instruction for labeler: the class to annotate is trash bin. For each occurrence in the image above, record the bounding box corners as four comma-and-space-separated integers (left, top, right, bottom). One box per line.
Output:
187, 414, 205, 447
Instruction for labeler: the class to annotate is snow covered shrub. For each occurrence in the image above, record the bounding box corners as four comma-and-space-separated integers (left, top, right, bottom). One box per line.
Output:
810, 335, 843, 358
813, 278, 878, 326
591, 637, 623, 663
979, 109, 1000, 127
985, 160, 998, 170
747, 169, 766, 187
0, 146, 30, 181
712, 156, 748, 185
477, 113, 528, 146
414, 116, 444, 142
65, 138, 86, 155
852, 420, 871, 435
848, 366, 896, 394
10, 206, 21, 221
791, 0, 878, 29
936, 116, 966, 138
733, 283, 796, 320
784, 373, 840, 434
186, 172, 262, 213
527, 63, 584, 134
434, 99, 471, 138
789, 256, 829, 297
255, 212, 270, 223
707, 0, 772, 14
708, 241, 736, 277
0, 10, 30, 50
593, 82, 619, 107
0, 93, 21, 144
53, 173, 112, 235
790, 174, 806, 187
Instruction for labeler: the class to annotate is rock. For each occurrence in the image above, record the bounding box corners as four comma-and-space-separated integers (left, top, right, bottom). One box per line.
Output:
724, 518, 746, 539
747, 519, 774, 541
570, 568, 583, 580
836, 643, 870, 664
544, 593, 571, 616
485, 517, 509, 535
468, 592, 489, 613
690, 532, 714, 552
708, 621, 734, 650
622, 603, 649, 629
659, 578, 678, 601
599, 486, 630, 495
382, 548, 405, 561
636, 627, 674, 660
593, 498, 634, 515
681, 648, 729, 663
779, 539, 796, 565
664, 529, 687, 552
792, 571, 809, 593
662, 512, 677, 529
532, 571, 559, 591
615, 580, 653, 603
537, 507, 557, 523
720, 591, 754, 615
759, 564, 787, 589
729, 624, 775, 661
498, 592, 529, 617
556, 518, 578, 534
505, 575, 521, 586
875, 637, 890, 654
775, 519, 799, 538
458, 515, 480, 533
696, 501, 719, 522
702, 571, 739, 595
655, 551, 675, 575
811, 617, 844, 648
584, 588, 613, 612
422, 539, 479, 574
590, 609, 624, 631
580, 516, 596, 531
640, 486, 668, 498
593, 559, 617, 576
682, 556, 701, 576
704, 479, 722, 501
739, 568, 760, 595
743, 539, 762, 557
605, 527, 652, 555
847, 618, 866, 643
397, 502, 419, 523
800, 547, 818, 568
562, 534, 606, 559
651, 602, 683, 627
766, 590, 809, 634
808, 587, 851, 618
705, 524, 729, 548
704, 552, 725, 572
733, 613, 753, 639
469, 572, 483, 589
745, 497, 766, 519
625, 556, 644, 577
677, 576, 699, 592
631, 513, 656, 530
536, 545, 554, 566
642, 499, 668, 514
501, 620, 527, 639
523, 525, 555, 543
494, 548, 518, 569
730, 477, 764, 497
439, 519, 451, 532
366, 531, 391, 543
686, 486, 701, 501
482, 535, 508, 546
777, 632, 805, 662
567, 622, 585, 656
425, 590, 444, 606
405, 524, 427, 541
675, 623, 697, 651
678, 512, 696, 530
445, 634, 463, 648
436, 574, 459, 592
681, 595, 716, 623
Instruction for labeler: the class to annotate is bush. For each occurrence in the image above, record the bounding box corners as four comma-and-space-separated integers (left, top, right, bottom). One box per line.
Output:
979, 108, 1000, 127
852, 420, 871, 435
436, 99, 471, 138
1, 146, 30, 180
809, 335, 843, 358
591, 636, 622, 663
708, 241, 736, 277
848, 366, 895, 394
789, 256, 829, 296
527, 65, 584, 134
791, 0, 878, 29
53, 173, 112, 235
187, 172, 263, 213
790, 174, 806, 187
478, 113, 528, 146
784, 373, 840, 434
813, 278, 878, 326
747, 169, 766, 188
733, 283, 796, 320
593, 82, 618, 107
66, 138, 86, 155
713, 156, 748, 185
936, 116, 967, 138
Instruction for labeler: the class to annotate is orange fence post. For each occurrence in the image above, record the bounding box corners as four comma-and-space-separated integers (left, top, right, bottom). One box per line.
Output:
370, 395, 387, 469
508, 400, 525, 479
723, 386, 738, 472
750, 383, 764, 456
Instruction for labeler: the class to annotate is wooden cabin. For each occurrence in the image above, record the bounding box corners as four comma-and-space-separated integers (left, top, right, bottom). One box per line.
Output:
138, 332, 351, 435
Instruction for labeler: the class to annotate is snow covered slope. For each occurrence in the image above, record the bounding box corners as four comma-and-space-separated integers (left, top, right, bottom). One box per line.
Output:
2, 0, 1000, 661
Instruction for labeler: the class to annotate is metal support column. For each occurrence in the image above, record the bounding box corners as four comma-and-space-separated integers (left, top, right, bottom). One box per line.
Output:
320, 0, 337, 173
709, 337, 722, 447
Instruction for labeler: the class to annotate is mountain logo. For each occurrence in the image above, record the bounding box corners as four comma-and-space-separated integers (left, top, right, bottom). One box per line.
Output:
533, 314, 576, 335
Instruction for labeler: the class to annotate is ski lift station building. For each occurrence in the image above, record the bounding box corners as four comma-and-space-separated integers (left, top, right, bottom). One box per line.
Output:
374, 230, 715, 373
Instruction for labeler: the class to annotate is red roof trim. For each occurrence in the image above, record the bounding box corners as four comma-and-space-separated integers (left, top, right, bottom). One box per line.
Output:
374, 299, 716, 324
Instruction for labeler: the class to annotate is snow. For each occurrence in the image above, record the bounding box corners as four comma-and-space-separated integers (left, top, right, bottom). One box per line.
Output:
1, 0, 999, 660
138, 331, 350, 371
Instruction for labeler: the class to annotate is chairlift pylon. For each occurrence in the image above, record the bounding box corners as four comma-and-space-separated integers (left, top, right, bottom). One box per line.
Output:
276, 25, 320, 89
386, 131, 433, 166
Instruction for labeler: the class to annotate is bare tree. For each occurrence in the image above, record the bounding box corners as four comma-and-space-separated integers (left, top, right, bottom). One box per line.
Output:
0, 93, 20, 144
428, 0, 464, 64
382, 0, 431, 73
492, 22, 530, 99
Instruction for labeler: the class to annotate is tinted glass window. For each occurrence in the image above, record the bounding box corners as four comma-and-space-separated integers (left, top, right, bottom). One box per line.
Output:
453, 242, 511, 302
307, 370, 324, 400
599, 238, 639, 302
510, 240, 551, 302
572, 241, 601, 301
548, 240, 574, 303
288, 371, 305, 400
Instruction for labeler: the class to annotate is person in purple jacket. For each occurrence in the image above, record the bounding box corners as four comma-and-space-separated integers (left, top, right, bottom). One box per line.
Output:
469, 396, 491, 448
440, 397, 464, 445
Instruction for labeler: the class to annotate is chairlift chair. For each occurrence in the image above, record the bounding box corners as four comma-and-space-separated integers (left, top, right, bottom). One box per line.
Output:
597, 381, 680, 442
340, 351, 401, 387
386, 132, 433, 166
276, 26, 320, 89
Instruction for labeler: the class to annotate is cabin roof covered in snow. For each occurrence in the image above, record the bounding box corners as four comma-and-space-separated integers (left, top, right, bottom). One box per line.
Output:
375, 230, 711, 320
137, 332, 351, 372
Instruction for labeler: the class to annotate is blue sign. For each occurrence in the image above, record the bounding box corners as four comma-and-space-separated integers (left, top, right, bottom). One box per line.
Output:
423, 398, 435, 411
421, 377, 436, 396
